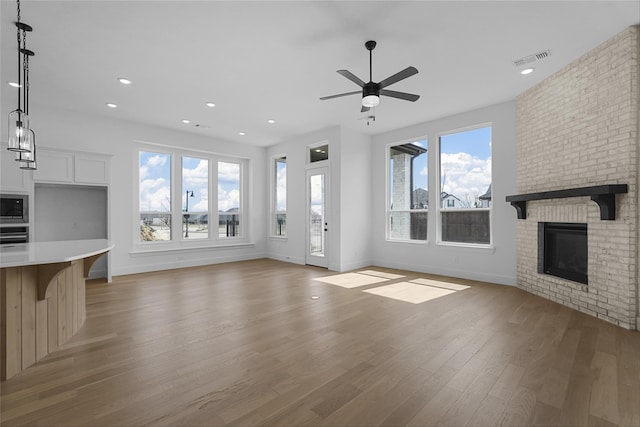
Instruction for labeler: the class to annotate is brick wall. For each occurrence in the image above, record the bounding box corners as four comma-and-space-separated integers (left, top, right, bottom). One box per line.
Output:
515, 26, 639, 329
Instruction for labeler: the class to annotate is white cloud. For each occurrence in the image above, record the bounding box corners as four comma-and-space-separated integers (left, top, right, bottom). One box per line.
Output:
146, 154, 167, 168
276, 164, 287, 211
441, 152, 491, 206
218, 161, 239, 183
183, 159, 208, 188
218, 184, 239, 212
140, 178, 170, 211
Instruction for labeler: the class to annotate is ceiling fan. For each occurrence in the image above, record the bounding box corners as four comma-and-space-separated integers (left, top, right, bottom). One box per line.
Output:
320, 40, 420, 113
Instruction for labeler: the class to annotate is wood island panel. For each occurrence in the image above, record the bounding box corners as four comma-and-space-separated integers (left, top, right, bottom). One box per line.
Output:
1, 259, 87, 380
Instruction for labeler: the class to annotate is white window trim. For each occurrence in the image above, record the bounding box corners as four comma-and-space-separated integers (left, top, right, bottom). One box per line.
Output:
270, 154, 287, 238
385, 137, 429, 243
217, 158, 245, 241
134, 142, 251, 253
436, 123, 493, 248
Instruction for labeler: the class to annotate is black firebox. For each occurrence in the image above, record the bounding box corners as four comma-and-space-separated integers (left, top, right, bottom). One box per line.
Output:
538, 222, 588, 285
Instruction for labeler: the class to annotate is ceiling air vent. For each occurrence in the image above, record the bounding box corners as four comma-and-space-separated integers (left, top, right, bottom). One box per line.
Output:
513, 49, 551, 67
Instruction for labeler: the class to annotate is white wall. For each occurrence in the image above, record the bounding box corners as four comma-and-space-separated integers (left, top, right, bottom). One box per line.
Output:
338, 127, 373, 271
371, 101, 517, 285
265, 126, 342, 268
4, 95, 517, 284
34, 184, 108, 278
15, 104, 267, 276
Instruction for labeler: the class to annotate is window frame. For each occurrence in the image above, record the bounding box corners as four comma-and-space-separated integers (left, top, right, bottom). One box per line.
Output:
385, 138, 429, 243
217, 159, 243, 240
134, 143, 250, 251
271, 154, 287, 238
138, 149, 173, 245
436, 123, 493, 248
181, 155, 210, 241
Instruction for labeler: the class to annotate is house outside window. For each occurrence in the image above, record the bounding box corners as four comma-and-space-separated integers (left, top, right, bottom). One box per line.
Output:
387, 139, 428, 241
272, 156, 287, 236
439, 125, 492, 245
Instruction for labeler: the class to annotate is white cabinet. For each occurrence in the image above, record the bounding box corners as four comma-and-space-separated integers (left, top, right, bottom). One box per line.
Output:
75, 154, 110, 184
0, 145, 31, 192
33, 149, 110, 185
33, 151, 73, 183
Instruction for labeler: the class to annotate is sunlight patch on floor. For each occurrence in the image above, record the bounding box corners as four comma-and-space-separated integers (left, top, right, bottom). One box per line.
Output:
409, 278, 471, 291
357, 270, 405, 280
363, 282, 457, 304
313, 272, 389, 288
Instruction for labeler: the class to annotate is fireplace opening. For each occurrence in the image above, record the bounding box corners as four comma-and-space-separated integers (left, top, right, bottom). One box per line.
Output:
538, 222, 588, 285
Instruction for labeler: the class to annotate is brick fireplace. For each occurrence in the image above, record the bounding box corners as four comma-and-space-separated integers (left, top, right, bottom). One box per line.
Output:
513, 26, 639, 330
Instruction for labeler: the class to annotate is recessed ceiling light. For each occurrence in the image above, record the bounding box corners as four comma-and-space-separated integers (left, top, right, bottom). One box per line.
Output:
239, 132, 246, 136
206, 102, 216, 108
267, 119, 276, 124
8, 81, 21, 88
118, 77, 132, 85
106, 103, 118, 108
520, 68, 534, 75
182, 119, 191, 124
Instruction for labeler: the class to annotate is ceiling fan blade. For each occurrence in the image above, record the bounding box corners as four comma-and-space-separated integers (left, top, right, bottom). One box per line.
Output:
361, 105, 370, 113
378, 66, 418, 89
337, 70, 365, 87
380, 89, 420, 102
320, 91, 361, 100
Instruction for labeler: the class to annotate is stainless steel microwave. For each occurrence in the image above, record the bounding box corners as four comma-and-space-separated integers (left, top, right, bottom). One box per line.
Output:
0, 194, 29, 224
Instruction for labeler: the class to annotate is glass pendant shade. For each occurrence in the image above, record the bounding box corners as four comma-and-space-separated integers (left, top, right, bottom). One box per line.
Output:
7, 109, 31, 152
16, 130, 36, 163
19, 132, 37, 170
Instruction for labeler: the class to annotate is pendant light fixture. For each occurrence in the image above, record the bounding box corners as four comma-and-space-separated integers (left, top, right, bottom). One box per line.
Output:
7, 0, 36, 170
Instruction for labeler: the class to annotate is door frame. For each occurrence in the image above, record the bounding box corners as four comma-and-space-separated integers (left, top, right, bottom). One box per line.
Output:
305, 166, 329, 268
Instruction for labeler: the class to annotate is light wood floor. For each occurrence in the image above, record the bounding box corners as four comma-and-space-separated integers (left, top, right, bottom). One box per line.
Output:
1, 259, 639, 426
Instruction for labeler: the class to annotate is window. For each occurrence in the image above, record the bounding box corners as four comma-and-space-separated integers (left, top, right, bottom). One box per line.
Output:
387, 140, 428, 241
218, 161, 241, 238
137, 147, 247, 246
139, 151, 172, 241
182, 157, 209, 240
309, 144, 328, 163
439, 125, 492, 245
273, 156, 287, 236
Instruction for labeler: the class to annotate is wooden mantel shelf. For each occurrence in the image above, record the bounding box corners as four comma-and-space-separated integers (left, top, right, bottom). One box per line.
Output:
505, 184, 628, 220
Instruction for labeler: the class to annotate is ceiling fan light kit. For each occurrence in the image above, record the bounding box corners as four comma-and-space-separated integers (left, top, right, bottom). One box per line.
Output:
320, 40, 420, 116
362, 95, 380, 108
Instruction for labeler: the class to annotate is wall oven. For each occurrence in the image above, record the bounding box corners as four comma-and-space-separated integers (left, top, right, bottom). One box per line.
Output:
0, 194, 29, 224
0, 226, 29, 244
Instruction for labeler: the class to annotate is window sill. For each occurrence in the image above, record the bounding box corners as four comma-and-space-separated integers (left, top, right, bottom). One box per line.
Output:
385, 239, 428, 245
436, 241, 495, 252
130, 241, 255, 256
269, 236, 288, 241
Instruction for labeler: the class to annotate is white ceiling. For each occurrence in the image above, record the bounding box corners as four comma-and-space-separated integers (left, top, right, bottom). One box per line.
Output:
2, 1, 639, 147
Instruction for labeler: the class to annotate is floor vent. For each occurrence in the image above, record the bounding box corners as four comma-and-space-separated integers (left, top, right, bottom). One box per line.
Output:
513, 49, 551, 67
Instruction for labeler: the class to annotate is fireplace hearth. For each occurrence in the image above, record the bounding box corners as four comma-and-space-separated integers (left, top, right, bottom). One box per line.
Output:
538, 222, 588, 285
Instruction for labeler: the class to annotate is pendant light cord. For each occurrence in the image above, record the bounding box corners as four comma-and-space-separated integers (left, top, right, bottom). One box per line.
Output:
16, 0, 22, 115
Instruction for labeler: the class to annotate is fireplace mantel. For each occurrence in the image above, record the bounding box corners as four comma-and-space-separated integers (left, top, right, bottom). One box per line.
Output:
505, 184, 628, 220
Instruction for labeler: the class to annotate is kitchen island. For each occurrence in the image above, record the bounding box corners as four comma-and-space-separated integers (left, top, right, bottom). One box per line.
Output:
0, 239, 113, 380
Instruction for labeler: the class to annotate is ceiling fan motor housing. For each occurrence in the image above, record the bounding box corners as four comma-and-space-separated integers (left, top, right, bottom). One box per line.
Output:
362, 82, 380, 97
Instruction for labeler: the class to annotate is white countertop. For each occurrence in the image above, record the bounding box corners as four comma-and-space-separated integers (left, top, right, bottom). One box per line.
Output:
0, 239, 114, 268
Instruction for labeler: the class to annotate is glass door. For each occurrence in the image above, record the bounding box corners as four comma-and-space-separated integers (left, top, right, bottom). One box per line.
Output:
306, 167, 328, 268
